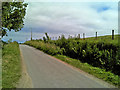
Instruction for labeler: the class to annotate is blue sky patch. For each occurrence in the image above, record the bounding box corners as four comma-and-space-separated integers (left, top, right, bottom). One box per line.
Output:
97, 6, 110, 12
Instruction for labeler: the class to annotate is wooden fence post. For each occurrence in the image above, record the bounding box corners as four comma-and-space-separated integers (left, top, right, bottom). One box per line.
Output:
112, 30, 114, 40
78, 34, 80, 39
83, 33, 85, 40
96, 32, 97, 39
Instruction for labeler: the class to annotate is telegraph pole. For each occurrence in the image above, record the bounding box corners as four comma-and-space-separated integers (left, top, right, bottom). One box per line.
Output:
31, 28, 32, 41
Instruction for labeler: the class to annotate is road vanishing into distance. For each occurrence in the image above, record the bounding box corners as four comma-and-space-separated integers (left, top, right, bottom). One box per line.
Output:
20, 45, 116, 88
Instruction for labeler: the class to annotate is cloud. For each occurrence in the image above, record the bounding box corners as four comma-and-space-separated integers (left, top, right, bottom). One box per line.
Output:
3, 1, 118, 42
25, 0, 119, 2
24, 2, 118, 34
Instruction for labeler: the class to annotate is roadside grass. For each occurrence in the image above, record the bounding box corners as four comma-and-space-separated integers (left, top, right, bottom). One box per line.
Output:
2, 42, 21, 88
54, 55, 119, 87
0, 46, 2, 89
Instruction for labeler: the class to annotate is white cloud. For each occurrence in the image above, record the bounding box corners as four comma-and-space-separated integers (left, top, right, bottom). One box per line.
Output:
24, 2, 118, 35
24, 0, 119, 2
3, 1, 118, 42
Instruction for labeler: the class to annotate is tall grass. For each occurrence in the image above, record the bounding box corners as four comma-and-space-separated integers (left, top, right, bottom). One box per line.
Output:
2, 42, 21, 88
25, 40, 63, 55
50, 35, 120, 76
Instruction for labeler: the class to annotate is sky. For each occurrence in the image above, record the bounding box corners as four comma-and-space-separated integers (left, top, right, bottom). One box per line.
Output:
2, 0, 118, 43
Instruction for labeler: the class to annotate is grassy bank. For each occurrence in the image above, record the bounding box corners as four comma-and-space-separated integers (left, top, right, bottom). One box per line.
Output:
25, 38, 120, 87
2, 42, 21, 88
51, 35, 120, 76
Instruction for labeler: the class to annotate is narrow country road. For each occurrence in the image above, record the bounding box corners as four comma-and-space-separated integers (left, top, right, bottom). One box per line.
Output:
19, 45, 115, 88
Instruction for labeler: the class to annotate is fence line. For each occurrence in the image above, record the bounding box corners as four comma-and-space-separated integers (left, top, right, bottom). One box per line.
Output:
30, 30, 115, 41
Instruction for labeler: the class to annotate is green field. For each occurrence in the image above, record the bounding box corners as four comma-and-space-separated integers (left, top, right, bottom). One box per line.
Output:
2, 42, 21, 88
25, 35, 120, 87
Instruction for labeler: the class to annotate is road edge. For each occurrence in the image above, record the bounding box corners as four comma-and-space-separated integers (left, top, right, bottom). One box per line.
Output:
16, 45, 33, 88
47, 54, 117, 88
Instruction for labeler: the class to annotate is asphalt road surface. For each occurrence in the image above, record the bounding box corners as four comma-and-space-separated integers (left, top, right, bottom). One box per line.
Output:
20, 45, 116, 88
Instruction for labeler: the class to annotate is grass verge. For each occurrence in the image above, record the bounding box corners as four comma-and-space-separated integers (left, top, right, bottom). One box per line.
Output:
54, 54, 120, 87
2, 42, 21, 88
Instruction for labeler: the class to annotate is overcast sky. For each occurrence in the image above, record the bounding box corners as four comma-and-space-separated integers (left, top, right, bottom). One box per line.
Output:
3, 0, 118, 43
